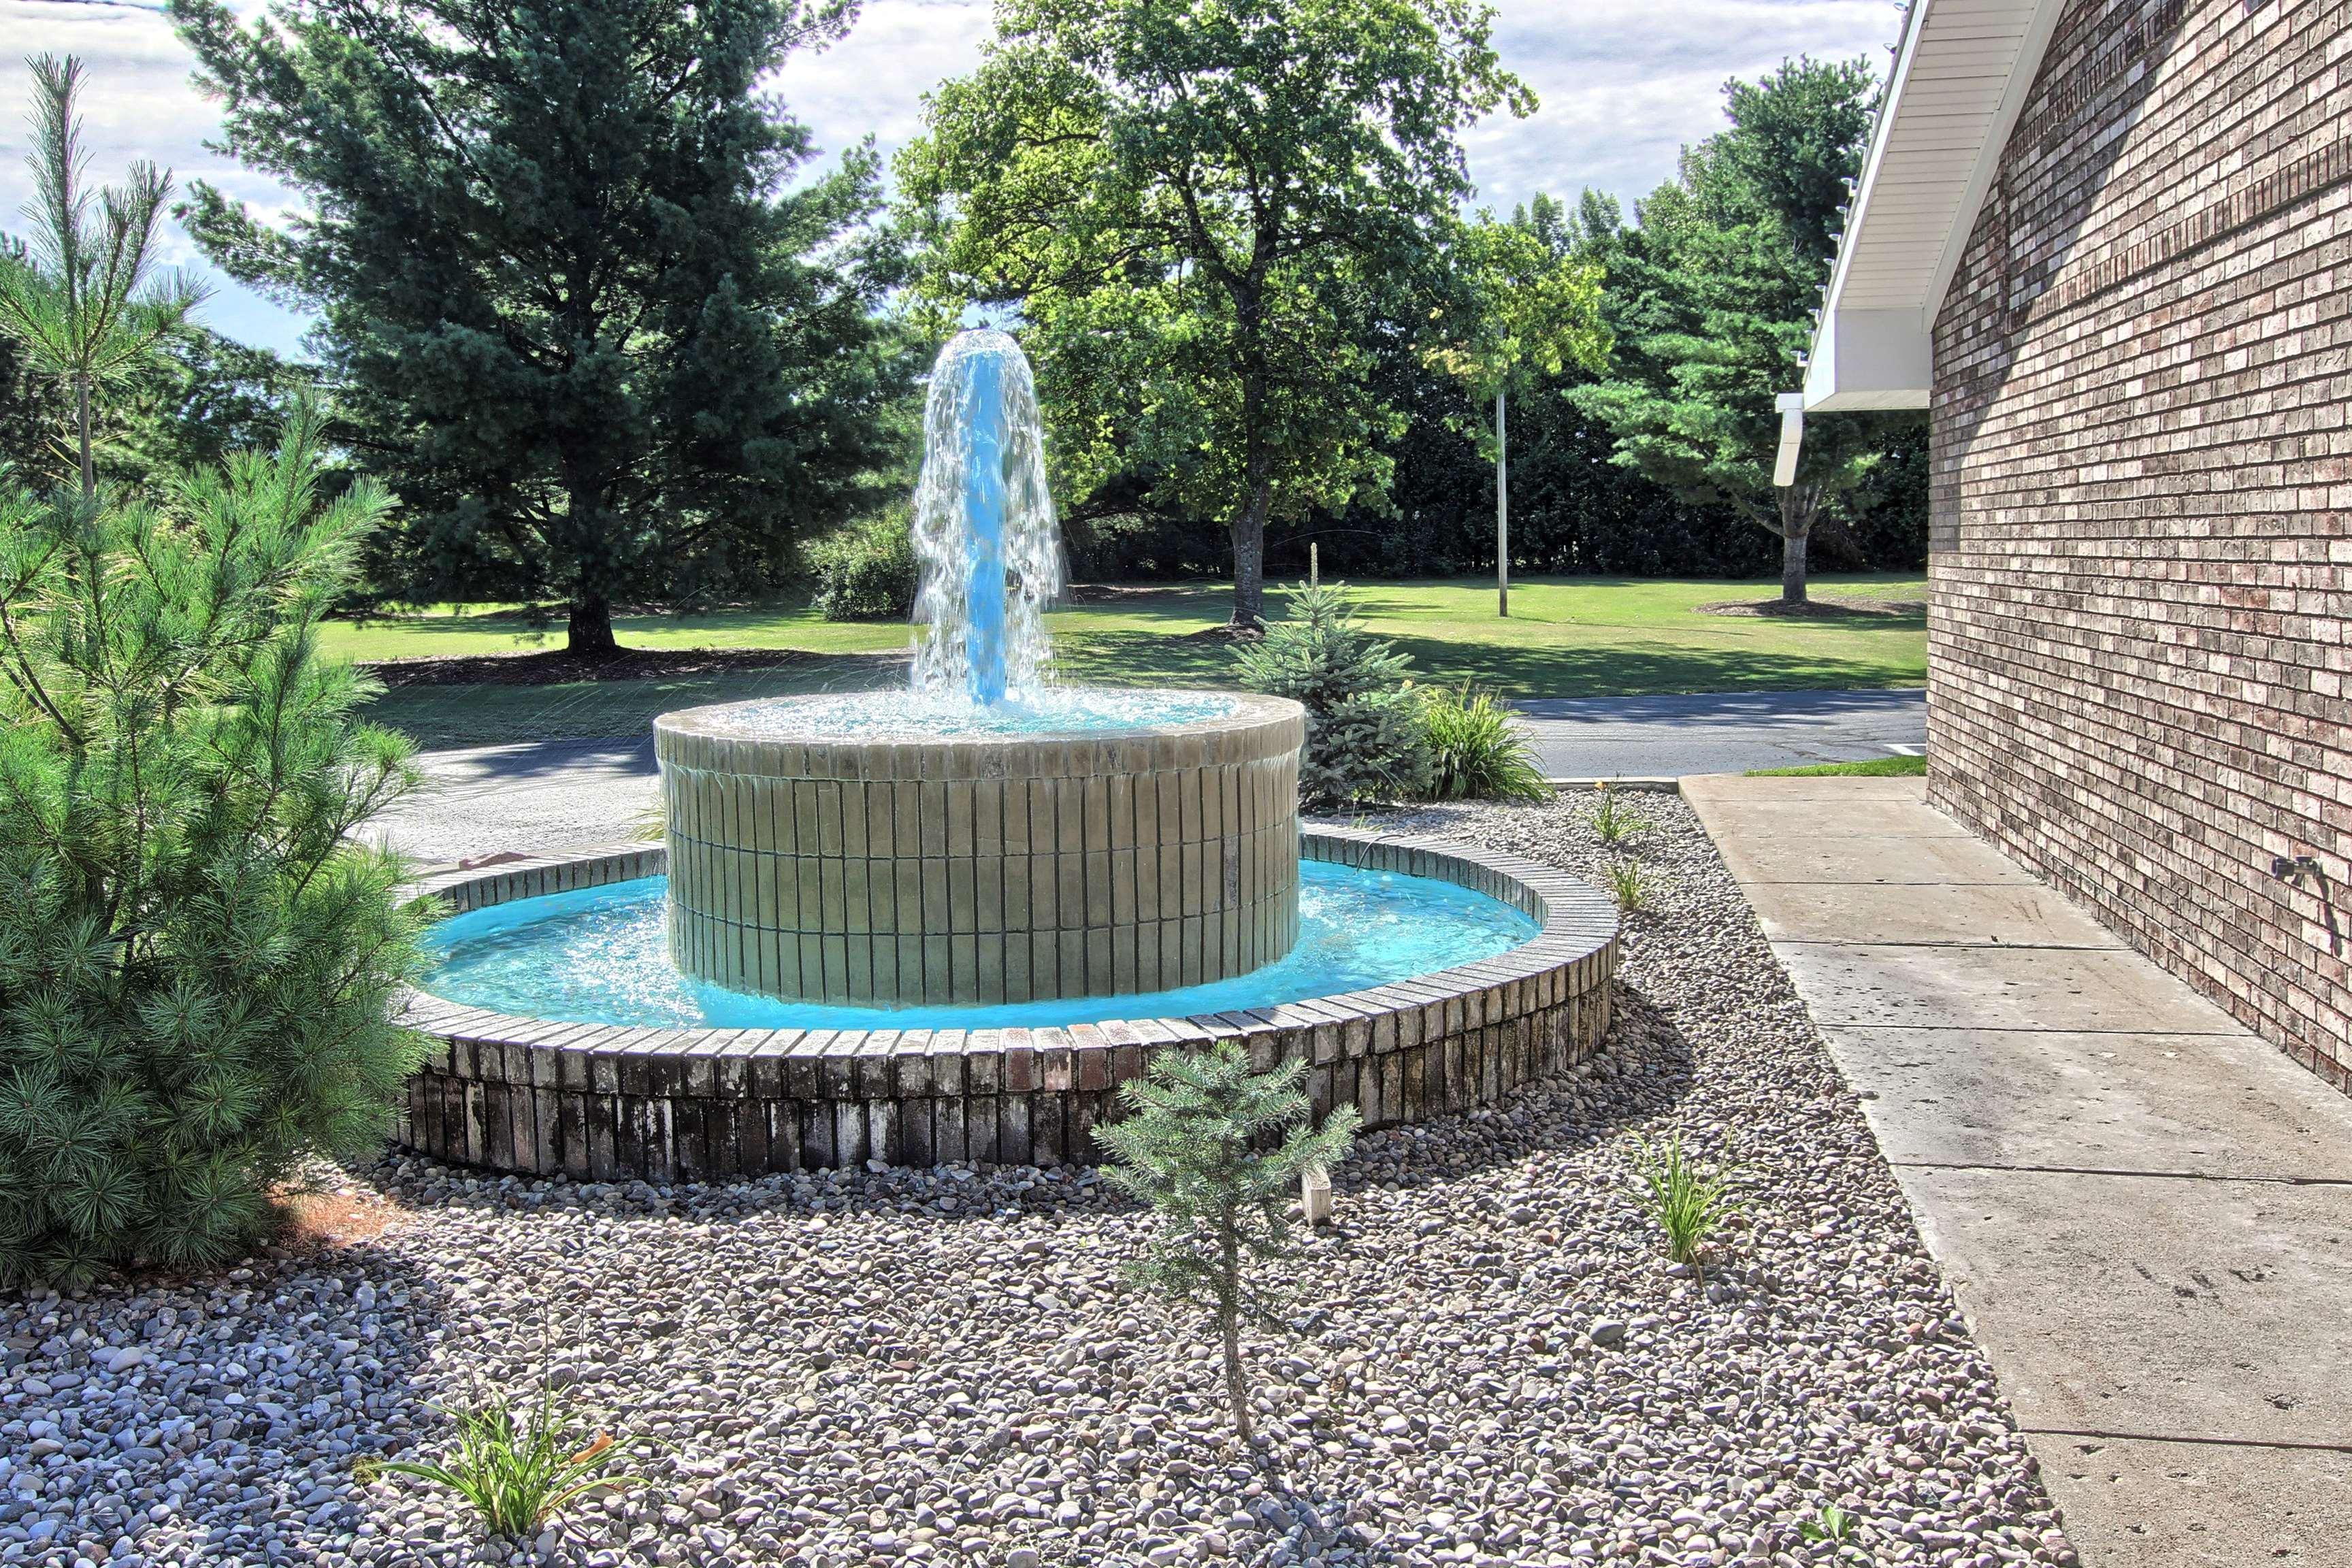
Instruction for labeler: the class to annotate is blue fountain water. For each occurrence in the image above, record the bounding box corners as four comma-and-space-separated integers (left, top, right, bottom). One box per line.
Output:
424, 860, 1536, 1030
911, 329, 1062, 708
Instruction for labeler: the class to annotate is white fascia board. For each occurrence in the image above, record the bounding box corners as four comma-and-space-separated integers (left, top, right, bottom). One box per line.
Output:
1801, 308, 1932, 410
1810, 0, 1937, 340
1922, 0, 2070, 321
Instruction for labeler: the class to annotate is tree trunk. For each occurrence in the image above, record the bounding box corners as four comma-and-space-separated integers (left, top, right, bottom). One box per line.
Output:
1218, 1226, 1253, 1444
1780, 529, 1808, 606
75, 376, 95, 502
1776, 484, 1818, 606
568, 593, 619, 657
1228, 474, 1271, 633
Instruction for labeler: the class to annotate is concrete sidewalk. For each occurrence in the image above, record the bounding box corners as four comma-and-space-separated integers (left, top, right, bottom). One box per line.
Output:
1684, 774, 2352, 1568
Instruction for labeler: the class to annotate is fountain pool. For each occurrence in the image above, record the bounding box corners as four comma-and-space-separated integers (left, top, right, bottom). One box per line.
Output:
392, 329, 1619, 1177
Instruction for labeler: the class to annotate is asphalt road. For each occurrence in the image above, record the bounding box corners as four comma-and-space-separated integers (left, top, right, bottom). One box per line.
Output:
1515, 687, 1925, 780
376, 687, 1928, 868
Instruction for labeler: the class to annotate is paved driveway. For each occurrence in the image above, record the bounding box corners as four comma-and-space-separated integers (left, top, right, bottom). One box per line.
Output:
376, 687, 1929, 866
1514, 687, 1925, 779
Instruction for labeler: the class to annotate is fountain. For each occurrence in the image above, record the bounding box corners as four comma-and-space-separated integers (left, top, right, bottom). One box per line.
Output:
396, 330, 1620, 1177
655, 330, 1305, 1007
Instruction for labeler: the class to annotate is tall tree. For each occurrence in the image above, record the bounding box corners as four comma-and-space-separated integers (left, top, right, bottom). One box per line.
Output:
899, 0, 1529, 632
174, 0, 909, 653
1567, 58, 1883, 605
0, 56, 207, 501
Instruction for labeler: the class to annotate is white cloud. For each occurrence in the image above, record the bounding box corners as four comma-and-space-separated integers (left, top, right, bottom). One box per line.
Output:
0, 0, 1903, 353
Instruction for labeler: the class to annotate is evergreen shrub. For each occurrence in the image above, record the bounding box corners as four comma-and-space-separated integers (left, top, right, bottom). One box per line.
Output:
0, 414, 425, 1284
806, 508, 918, 621
1233, 581, 1429, 806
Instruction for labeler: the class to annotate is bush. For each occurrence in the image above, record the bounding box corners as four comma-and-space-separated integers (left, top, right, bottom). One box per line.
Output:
0, 413, 426, 1285
806, 507, 918, 621
1233, 581, 1430, 806
1416, 683, 1550, 802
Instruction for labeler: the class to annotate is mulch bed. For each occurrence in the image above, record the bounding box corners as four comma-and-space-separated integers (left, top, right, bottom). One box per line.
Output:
1697, 596, 1926, 619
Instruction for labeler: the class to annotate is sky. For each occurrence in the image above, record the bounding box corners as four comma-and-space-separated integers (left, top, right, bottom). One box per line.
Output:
0, 0, 1904, 355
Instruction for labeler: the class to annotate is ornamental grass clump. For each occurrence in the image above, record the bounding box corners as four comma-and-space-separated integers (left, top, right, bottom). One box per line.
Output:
1583, 781, 1652, 846
0, 412, 425, 1285
359, 1381, 640, 1540
1629, 1133, 1743, 1277
1098, 1043, 1359, 1444
1416, 682, 1549, 802
1235, 581, 1429, 806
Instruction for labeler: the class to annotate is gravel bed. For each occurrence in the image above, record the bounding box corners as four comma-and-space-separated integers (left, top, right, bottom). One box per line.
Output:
1, 796, 2074, 1568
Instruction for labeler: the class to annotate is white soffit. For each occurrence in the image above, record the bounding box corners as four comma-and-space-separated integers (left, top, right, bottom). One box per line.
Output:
1799, 0, 2066, 411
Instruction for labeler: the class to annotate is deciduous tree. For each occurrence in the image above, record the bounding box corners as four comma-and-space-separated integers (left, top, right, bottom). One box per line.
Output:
900, 0, 1528, 631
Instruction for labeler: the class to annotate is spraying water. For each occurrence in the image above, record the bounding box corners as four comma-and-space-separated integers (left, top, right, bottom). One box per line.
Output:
911, 329, 1062, 706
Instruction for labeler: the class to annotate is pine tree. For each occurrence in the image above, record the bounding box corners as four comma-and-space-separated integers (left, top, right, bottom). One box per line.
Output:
1098, 1044, 1359, 1445
174, 0, 909, 652
1233, 582, 1430, 807
0, 55, 206, 501
0, 410, 425, 1284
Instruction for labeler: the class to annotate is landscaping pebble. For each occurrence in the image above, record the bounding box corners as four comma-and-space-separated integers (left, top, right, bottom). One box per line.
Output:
0, 796, 2074, 1567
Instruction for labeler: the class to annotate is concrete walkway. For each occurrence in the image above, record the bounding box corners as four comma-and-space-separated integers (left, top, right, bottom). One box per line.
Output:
1683, 774, 2352, 1568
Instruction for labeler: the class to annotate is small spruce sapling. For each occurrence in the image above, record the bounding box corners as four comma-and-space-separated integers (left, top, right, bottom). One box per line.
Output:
1233, 581, 1429, 806
1099, 1044, 1360, 1445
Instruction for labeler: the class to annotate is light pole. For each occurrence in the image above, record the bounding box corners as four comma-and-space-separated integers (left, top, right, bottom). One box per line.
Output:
1495, 388, 1509, 617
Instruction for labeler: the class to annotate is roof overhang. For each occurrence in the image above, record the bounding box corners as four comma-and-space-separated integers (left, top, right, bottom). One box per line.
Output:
1798, 0, 2068, 412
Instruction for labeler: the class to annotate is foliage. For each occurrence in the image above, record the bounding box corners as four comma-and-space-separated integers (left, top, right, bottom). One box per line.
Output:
900, 0, 1529, 628
0, 412, 425, 1285
174, 0, 914, 652
1098, 1043, 1360, 1443
1233, 582, 1430, 807
806, 507, 919, 621
1602, 858, 1657, 915
1583, 783, 1652, 846
361, 1381, 639, 1539
1565, 58, 1921, 604
0, 55, 208, 499
1426, 210, 1607, 436
1800, 1502, 1861, 1547
1416, 683, 1548, 802
1629, 1134, 1742, 1275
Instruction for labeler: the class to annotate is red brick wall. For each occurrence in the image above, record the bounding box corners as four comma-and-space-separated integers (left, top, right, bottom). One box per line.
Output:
1928, 0, 2352, 1088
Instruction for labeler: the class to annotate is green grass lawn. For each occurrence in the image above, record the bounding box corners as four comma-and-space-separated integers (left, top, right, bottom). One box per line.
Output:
1747, 753, 1928, 777
344, 574, 1927, 751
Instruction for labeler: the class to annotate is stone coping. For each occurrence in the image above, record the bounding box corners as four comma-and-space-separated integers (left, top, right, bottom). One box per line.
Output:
393, 828, 1620, 1175
653, 690, 1306, 778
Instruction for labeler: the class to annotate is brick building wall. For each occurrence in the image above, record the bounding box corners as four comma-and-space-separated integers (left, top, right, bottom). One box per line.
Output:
1927, 0, 2352, 1088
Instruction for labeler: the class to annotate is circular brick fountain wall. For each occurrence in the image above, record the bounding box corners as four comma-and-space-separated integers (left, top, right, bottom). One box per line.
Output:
654, 693, 1305, 1007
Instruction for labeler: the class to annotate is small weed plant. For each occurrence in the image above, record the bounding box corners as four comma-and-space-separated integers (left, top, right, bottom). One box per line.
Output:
1416, 683, 1550, 802
359, 1380, 639, 1539
1584, 781, 1652, 846
1630, 1134, 1743, 1275
1799, 1502, 1866, 1558
1603, 858, 1656, 913
1099, 1043, 1360, 1444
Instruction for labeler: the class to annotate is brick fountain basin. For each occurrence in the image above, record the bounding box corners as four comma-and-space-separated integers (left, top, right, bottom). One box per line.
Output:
394, 826, 1618, 1179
